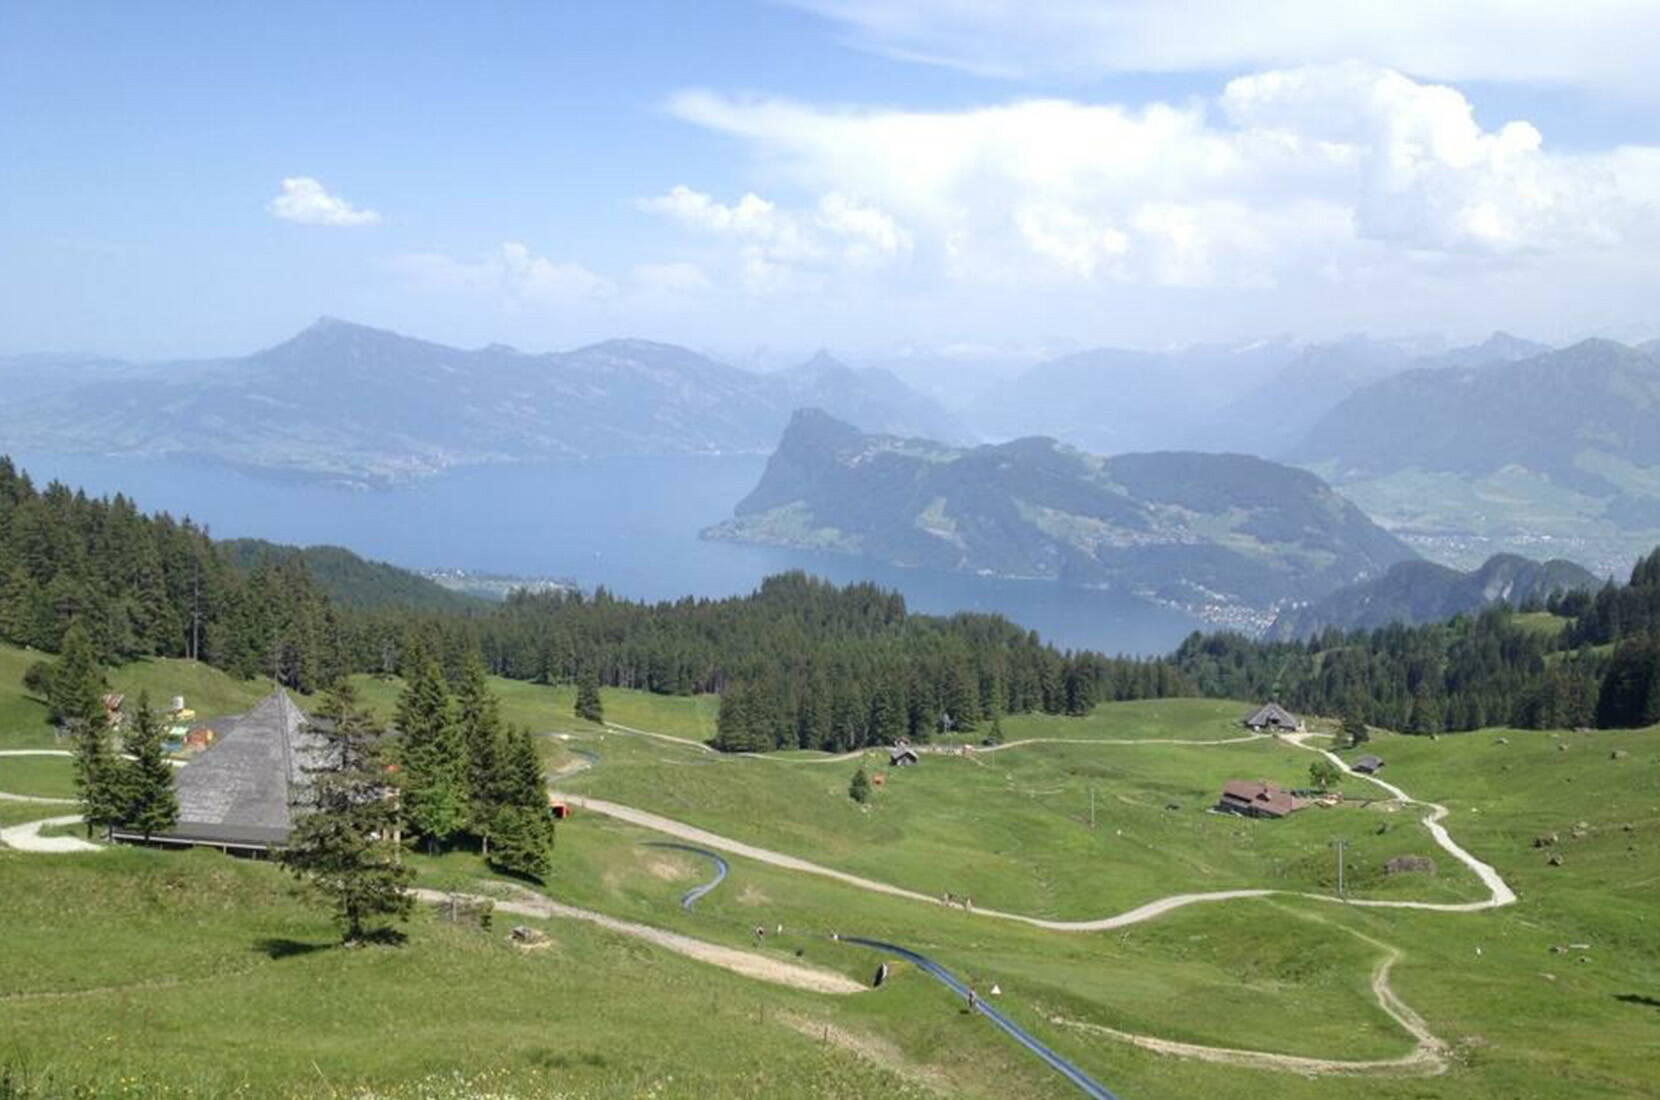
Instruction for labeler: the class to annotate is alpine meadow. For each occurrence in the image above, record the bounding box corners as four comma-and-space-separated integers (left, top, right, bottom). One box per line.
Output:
6, 4, 1660, 1099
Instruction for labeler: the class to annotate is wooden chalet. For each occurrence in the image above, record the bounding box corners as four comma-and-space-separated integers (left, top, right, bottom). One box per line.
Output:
112, 691, 321, 853
1243, 702, 1303, 732
889, 741, 920, 767
1216, 779, 1306, 819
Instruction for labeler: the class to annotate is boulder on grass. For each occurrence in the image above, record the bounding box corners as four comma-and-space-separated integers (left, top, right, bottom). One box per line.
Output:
510, 925, 550, 948
1384, 855, 1436, 876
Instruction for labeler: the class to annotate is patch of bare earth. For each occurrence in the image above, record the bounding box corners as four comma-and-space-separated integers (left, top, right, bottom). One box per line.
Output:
777, 1012, 952, 1095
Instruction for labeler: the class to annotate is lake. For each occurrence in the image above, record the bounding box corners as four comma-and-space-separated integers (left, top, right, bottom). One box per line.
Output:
10, 452, 1201, 655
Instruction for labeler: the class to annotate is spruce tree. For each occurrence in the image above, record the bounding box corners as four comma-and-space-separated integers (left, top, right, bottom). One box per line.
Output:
574, 666, 604, 724
849, 764, 871, 804
486, 724, 555, 879
118, 691, 179, 840
51, 621, 106, 729
283, 680, 413, 944
455, 655, 505, 852
396, 658, 467, 850
1341, 712, 1370, 748
57, 623, 120, 836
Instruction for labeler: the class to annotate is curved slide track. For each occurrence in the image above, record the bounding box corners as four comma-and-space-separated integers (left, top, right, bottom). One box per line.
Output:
644, 839, 1125, 1099
843, 937, 1124, 1100
642, 841, 729, 909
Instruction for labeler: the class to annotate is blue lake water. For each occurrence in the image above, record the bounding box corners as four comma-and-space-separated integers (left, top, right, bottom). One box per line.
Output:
10, 452, 1200, 655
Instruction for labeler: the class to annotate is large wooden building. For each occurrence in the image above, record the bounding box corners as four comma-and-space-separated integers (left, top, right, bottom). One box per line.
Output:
1242, 702, 1303, 732
1215, 779, 1306, 819
112, 690, 321, 853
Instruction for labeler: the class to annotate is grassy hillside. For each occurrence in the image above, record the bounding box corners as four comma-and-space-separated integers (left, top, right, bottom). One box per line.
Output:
560, 700, 1484, 918
6, 695, 1660, 1098
0, 643, 272, 750
345, 673, 718, 742
0, 849, 1006, 1100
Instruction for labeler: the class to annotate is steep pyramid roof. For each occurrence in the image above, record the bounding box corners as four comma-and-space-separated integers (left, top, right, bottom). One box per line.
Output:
165, 690, 320, 848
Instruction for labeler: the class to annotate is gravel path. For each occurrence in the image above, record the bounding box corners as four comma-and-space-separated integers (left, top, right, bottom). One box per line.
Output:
1053, 944, 1447, 1076
0, 814, 99, 853
408, 886, 862, 995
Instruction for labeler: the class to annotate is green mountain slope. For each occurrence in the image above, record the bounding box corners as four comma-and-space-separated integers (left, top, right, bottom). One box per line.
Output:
1265, 553, 1599, 641
218, 539, 484, 612
1291, 339, 1660, 574
705, 409, 1416, 619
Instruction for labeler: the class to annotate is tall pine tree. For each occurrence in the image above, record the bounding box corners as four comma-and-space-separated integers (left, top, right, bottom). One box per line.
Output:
575, 665, 604, 724
395, 658, 467, 850
283, 680, 413, 944
57, 622, 120, 836
117, 691, 179, 840
454, 655, 507, 851
486, 724, 555, 879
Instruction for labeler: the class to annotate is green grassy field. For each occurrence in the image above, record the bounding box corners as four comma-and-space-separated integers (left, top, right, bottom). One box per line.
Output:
990, 697, 1301, 743
0, 755, 76, 799
0, 643, 273, 751
558, 703, 1481, 918
5, 680, 1660, 1099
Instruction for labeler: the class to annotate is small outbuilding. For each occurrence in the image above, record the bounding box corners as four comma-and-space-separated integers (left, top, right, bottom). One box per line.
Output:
889, 744, 920, 767
1216, 779, 1306, 819
1243, 703, 1303, 732
548, 797, 571, 820
1352, 754, 1385, 774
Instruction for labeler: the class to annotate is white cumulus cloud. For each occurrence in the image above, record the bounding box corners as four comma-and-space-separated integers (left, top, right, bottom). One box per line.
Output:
640, 184, 911, 292
659, 62, 1658, 299
267, 177, 381, 227
390, 242, 614, 308
791, 0, 1660, 93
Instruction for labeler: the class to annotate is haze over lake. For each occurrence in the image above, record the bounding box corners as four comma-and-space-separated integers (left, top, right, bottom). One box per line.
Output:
13, 452, 1201, 655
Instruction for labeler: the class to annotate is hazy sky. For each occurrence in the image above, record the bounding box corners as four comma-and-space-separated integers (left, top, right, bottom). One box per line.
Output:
6, 0, 1660, 359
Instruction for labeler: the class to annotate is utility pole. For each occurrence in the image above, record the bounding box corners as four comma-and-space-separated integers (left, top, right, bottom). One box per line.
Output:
190, 560, 201, 662
1332, 837, 1347, 900
1089, 787, 1096, 829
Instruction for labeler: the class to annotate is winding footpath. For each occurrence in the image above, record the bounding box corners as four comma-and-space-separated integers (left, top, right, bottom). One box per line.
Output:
408, 885, 862, 994
3, 724, 1517, 1089
633, 840, 1125, 1099
552, 730, 1516, 928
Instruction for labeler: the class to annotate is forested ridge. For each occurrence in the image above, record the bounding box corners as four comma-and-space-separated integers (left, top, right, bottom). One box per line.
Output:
0, 458, 1178, 749
1174, 549, 1660, 733
7, 455, 1660, 748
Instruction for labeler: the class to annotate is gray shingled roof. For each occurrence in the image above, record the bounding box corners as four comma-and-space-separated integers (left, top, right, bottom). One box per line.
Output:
1243, 702, 1300, 729
165, 690, 321, 848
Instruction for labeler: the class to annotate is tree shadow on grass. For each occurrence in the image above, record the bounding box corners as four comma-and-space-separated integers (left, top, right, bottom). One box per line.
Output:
1614, 993, 1660, 1010
255, 938, 331, 960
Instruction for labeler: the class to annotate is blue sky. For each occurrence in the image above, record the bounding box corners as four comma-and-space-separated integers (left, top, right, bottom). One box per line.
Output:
6, 0, 1660, 359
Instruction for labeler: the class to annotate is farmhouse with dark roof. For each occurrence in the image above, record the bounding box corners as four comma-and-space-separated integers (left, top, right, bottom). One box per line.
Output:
112, 690, 321, 853
1243, 702, 1303, 732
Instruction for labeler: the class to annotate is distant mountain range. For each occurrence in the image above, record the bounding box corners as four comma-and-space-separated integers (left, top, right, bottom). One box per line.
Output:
1291, 338, 1660, 573
1265, 553, 1600, 641
961, 332, 1550, 459
0, 319, 966, 485
705, 409, 1416, 623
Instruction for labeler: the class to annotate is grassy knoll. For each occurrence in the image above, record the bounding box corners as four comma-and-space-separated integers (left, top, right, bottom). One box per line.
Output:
1510, 611, 1571, 640
0, 754, 76, 799
560, 727, 1483, 918
0, 643, 271, 750
413, 814, 1417, 1063
0, 847, 1061, 1100
347, 672, 717, 742
990, 697, 1284, 744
